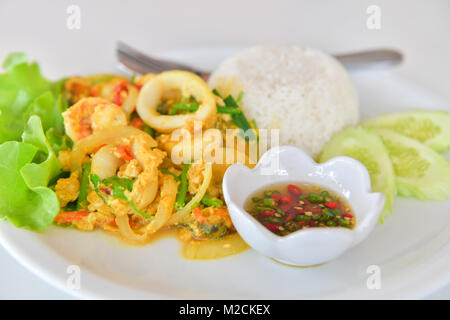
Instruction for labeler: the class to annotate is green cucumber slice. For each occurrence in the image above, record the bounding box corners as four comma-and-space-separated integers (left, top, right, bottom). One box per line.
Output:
363, 110, 450, 152
372, 128, 450, 201
319, 127, 396, 222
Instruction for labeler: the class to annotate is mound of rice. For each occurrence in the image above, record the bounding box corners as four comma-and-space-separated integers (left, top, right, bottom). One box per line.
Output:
208, 45, 359, 156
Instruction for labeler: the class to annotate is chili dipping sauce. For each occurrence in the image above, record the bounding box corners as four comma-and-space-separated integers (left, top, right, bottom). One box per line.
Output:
245, 182, 356, 236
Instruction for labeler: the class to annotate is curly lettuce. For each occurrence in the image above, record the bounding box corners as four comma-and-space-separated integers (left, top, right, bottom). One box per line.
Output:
0, 53, 65, 142
0, 53, 67, 230
0, 116, 61, 230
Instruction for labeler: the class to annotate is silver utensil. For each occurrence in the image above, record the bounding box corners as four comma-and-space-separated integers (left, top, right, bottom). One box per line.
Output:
117, 41, 403, 77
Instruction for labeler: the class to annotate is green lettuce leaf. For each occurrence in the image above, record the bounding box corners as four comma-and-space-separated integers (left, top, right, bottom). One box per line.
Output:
0, 116, 61, 230
0, 52, 64, 143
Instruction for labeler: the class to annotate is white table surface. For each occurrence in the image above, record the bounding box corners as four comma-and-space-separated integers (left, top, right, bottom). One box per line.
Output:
0, 0, 449, 299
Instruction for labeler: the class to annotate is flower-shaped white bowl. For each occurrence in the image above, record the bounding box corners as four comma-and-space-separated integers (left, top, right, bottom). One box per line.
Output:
222, 146, 385, 266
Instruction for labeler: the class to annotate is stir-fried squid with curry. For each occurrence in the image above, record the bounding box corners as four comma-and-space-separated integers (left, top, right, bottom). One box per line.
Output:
54, 70, 257, 259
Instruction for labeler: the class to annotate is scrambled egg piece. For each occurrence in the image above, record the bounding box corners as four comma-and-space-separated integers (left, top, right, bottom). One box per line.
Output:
58, 149, 72, 172
117, 159, 142, 178
55, 171, 80, 207
187, 163, 205, 194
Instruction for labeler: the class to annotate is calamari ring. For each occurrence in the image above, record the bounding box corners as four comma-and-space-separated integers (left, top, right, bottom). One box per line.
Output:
136, 70, 217, 132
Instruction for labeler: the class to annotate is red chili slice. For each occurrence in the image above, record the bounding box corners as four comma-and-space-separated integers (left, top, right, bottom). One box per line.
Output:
287, 184, 302, 196
343, 213, 353, 218
281, 195, 292, 202
264, 223, 280, 233
285, 214, 294, 221
130, 116, 145, 130
280, 203, 291, 212
116, 145, 134, 162
112, 81, 128, 106
311, 208, 322, 213
325, 202, 339, 209
260, 210, 276, 216
271, 193, 281, 200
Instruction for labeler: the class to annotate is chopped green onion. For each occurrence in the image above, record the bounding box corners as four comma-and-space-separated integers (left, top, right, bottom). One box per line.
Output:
172, 102, 199, 112
160, 168, 181, 181
175, 164, 190, 211
200, 194, 224, 208
236, 91, 244, 103
89, 174, 152, 219
212, 88, 222, 98
217, 106, 242, 114
223, 95, 256, 141
77, 162, 91, 209
143, 125, 155, 138
89, 174, 107, 202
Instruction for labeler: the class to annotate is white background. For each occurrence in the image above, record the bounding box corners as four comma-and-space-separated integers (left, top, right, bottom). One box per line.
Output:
0, 0, 449, 299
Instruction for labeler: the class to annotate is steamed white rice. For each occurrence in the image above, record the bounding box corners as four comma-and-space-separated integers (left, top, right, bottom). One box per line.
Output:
208, 45, 359, 156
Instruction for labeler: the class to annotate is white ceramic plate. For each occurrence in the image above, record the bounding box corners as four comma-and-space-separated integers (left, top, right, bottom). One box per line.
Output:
1, 47, 449, 299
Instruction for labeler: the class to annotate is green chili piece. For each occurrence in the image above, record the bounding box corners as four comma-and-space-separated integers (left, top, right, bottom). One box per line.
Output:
263, 198, 276, 207
263, 190, 274, 197
309, 193, 324, 203
322, 208, 335, 220
326, 220, 337, 227
252, 197, 261, 203
339, 219, 351, 227
254, 206, 274, 212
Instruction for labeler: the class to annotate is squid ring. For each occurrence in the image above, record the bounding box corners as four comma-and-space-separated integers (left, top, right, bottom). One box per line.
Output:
136, 70, 216, 132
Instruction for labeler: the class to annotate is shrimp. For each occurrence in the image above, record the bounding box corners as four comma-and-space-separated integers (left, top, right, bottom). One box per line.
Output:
91, 145, 124, 180
91, 78, 139, 116
62, 97, 127, 143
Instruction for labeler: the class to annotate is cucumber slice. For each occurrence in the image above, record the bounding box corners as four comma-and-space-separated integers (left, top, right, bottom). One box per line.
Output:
363, 110, 450, 152
372, 128, 450, 201
319, 127, 396, 222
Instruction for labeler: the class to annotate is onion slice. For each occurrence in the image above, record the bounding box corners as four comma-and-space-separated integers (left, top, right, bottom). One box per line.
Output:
70, 126, 157, 171
115, 215, 147, 243
166, 163, 212, 226
182, 233, 249, 260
